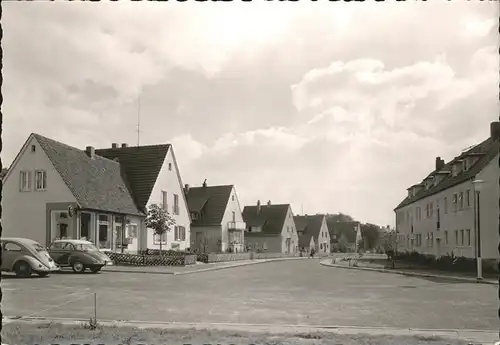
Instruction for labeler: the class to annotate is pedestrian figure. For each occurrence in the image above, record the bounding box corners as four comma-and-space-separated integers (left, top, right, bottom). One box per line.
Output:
310, 248, 315, 258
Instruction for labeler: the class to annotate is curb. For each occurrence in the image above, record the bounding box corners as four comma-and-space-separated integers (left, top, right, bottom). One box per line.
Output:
3, 317, 498, 343
320, 260, 499, 285
105, 257, 313, 276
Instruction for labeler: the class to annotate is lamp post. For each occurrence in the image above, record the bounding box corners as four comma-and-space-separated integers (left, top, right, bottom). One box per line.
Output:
472, 179, 485, 281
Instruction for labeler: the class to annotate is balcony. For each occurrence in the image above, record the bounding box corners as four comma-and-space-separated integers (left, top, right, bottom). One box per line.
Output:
228, 221, 246, 230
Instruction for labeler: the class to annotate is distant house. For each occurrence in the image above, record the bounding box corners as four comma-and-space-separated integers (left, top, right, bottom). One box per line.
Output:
327, 219, 361, 252
294, 214, 331, 253
95, 142, 191, 251
242, 201, 299, 254
186, 182, 246, 253
2, 134, 146, 252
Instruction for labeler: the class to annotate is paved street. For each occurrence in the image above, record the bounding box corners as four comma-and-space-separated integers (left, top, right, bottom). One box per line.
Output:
2, 259, 497, 330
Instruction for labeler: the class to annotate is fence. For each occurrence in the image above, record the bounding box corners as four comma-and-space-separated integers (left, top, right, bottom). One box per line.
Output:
105, 251, 197, 266
105, 249, 332, 266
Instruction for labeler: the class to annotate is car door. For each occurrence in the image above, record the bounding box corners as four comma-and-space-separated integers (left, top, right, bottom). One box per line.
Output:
48, 242, 71, 265
2, 241, 24, 271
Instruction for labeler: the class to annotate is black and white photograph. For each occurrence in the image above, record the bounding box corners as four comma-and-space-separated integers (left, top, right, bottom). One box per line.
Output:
0, 1, 499, 344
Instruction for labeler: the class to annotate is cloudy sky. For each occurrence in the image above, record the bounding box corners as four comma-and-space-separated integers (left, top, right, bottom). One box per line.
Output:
3, 1, 498, 226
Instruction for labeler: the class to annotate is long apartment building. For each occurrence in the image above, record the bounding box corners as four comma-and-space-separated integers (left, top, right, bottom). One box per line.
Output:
394, 121, 500, 263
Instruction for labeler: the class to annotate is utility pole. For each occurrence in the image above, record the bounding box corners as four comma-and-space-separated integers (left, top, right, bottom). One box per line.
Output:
137, 96, 141, 146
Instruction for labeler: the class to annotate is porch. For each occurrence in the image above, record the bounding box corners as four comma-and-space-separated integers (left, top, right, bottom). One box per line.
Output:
48, 207, 143, 253
228, 221, 245, 253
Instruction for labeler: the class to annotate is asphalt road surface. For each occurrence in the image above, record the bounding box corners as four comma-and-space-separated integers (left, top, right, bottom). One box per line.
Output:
2, 259, 497, 330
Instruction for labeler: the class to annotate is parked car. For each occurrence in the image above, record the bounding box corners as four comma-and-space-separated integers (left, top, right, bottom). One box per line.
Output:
47, 239, 113, 273
1, 237, 60, 277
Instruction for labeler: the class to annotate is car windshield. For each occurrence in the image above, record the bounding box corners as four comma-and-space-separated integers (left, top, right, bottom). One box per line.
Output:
74, 243, 98, 251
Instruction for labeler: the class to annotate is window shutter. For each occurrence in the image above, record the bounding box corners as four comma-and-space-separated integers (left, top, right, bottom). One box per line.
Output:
43, 171, 47, 189
28, 171, 32, 190
174, 226, 178, 240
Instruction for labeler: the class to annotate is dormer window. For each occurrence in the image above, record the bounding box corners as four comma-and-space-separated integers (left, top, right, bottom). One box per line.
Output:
462, 159, 468, 171
191, 212, 199, 221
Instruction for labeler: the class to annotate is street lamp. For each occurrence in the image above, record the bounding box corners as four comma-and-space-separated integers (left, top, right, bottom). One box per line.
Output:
472, 179, 485, 281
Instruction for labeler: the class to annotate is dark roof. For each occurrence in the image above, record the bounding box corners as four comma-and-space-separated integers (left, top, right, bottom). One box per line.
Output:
298, 233, 314, 248
394, 137, 499, 210
294, 215, 324, 240
242, 204, 290, 235
326, 219, 359, 243
186, 185, 233, 226
33, 134, 144, 216
95, 145, 169, 209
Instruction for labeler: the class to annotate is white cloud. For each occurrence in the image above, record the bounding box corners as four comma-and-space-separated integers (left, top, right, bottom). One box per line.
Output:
3, 1, 498, 226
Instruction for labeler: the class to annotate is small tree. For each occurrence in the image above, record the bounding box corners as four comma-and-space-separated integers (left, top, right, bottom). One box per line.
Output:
145, 203, 176, 252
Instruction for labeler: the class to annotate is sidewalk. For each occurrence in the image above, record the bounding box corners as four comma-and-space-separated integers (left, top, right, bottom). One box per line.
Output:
320, 258, 498, 285
104, 256, 310, 275
4, 317, 499, 344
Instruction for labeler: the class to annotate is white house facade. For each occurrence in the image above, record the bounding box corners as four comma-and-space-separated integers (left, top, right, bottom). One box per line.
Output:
394, 121, 500, 266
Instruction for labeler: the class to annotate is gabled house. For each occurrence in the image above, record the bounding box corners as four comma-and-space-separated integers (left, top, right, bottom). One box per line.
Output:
2, 134, 146, 252
95, 142, 191, 251
242, 201, 299, 254
185, 181, 246, 253
327, 219, 361, 252
294, 214, 331, 253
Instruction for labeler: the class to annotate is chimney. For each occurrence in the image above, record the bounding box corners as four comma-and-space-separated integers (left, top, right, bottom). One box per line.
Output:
490, 121, 500, 140
267, 200, 271, 206
121, 143, 128, 148
184, 184, 190, 194
202, 179, 207, 188
435, 156, 445, 171
85, 146, 95, 159
111, 143, 118, 149
257, 200, 261, 214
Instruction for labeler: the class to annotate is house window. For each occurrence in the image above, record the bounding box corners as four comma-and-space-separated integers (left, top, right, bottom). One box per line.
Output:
19, 171, 32, 191
154, 233, 166, 244
452, 193, 458, 211
459, 192, 464, 209
460, 229, 464, 245
31, 145, 36, 153
444, 230, 448, 245
174, 226, 186, 241
444, 197, 448, 214
173, 194, 179, 215
232, 211, 235, 222
455, 230, 458, 245
466, 229, 471, 246
168, 162, 172, 171
162, 191, 168, 212
35, 170, 47, 191
98, 214, 110, 249
232, 195, 235, 201
466, 190, 470, 207
126, 224, 138, 238
429, 202, 433, 217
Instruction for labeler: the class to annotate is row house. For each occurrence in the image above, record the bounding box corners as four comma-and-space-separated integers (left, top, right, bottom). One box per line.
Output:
394, 121, 500, 265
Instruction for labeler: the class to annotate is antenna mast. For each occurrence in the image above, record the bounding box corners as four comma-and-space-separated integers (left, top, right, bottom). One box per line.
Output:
137, 95, 141, 146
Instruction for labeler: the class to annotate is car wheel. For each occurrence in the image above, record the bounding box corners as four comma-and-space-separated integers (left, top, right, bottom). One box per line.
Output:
90, 267, 101, 274
37, 272, 49, 278
71, 261, 85, 273
14, 261, 32, 277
